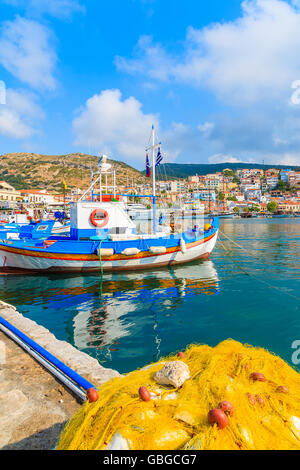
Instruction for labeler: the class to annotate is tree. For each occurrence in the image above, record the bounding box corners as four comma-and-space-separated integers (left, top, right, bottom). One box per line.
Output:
223, 170, 234, 177
276, 180, 288, 192
267, 201, 278, 212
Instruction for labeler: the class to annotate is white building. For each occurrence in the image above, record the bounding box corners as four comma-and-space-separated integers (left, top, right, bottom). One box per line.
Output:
266, 176, 279, 189
170, 180, 185, 193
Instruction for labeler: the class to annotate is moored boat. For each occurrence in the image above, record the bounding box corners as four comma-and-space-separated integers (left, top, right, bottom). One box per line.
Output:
0, 128, 219, 274
0, 200, 219, 274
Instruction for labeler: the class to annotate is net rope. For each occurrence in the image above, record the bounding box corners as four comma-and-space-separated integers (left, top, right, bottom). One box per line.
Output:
57, 339, 300, 450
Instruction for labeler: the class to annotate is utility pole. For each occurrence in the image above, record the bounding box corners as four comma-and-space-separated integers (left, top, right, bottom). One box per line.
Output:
62, 159, 66, 216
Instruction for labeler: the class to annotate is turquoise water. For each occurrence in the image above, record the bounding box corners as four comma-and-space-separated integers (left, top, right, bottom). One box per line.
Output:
0, 219, 299, 374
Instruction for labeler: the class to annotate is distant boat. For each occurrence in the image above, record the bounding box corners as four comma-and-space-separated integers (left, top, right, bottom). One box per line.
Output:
218, 214, 235, 219
271, 214, 290, 218
0, 220, 55, 240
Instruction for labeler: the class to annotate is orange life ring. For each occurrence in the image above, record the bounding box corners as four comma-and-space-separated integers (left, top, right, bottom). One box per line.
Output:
90, 209, 109, 228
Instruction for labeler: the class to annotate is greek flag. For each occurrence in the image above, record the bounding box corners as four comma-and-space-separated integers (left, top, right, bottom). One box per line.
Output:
155, 147, 163, 167
146, 153, 151, 177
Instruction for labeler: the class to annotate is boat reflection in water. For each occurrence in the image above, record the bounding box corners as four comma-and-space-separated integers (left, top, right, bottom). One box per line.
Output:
73, 260, 219, 358
0, 260, 219, 371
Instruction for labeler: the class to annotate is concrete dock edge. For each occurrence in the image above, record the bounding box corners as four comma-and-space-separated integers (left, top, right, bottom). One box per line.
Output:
0, 300, 120, 387
0, 300, 120, 450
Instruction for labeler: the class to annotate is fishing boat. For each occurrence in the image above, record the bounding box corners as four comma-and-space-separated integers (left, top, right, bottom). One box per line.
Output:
271, 213, 290, 218
0, 216, 69, 237
0, 220, 55, 241
0, 208, 69, 235
218, 213, 235, 219
0, 128, 219, 274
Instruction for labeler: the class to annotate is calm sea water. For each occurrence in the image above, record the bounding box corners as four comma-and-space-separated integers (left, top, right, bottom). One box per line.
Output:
0, 219, 299, 374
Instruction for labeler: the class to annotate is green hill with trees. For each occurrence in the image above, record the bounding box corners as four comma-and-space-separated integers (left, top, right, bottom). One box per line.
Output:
157, 162, 300, 179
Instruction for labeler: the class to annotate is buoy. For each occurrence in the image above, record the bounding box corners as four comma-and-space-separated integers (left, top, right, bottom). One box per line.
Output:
218, 401, 234, 416
98, 248, 114, 257
139, 386, 151, 402
86, 388, 98, 403
208, 409, 228, 429
177, 352, 186, 358
122, 247, 140, 256
250, 372, 266, 382
149, 246, 167, 254
204, 223, 211, 231
180, 238, 186, 254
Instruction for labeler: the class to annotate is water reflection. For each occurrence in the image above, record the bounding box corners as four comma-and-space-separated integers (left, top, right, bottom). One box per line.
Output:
0, 260, 219, 369
72, 262, 219, 358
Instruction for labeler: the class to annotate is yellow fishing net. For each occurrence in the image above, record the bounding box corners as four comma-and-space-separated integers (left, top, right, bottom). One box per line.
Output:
57, 340, 300, 450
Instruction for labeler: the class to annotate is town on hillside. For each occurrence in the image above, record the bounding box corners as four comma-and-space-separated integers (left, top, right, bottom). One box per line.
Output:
0, 166, 299, 217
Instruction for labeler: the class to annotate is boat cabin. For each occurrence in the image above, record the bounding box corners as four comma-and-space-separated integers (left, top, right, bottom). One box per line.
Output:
70, 201, 137, 241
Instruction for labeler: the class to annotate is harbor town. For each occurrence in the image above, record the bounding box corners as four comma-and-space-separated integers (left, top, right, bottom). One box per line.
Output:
0, 162, 299, 218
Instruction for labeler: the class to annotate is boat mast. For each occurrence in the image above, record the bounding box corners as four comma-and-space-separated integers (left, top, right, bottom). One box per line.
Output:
145, 125, 160, 233
152, 125, 156, 233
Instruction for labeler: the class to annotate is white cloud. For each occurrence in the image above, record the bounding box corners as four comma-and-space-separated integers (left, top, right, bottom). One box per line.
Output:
0, 88, 43, 139
0, 16, 57, 90
72, 89, 159, 164
198, 122, 214, 137
115, 35, 174, 82
72, 89, 212, 167
273, 153, 300, 165
116, 0, 300, 104
209, 154, 247, 164
3, 0, 84, 20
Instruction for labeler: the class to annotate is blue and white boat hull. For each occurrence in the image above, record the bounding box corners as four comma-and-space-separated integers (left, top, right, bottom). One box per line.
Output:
0, 227, 218, 274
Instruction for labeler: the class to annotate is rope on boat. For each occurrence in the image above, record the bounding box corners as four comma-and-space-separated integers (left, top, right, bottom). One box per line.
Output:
218, 230, 300, 302
97, 240, 104, 296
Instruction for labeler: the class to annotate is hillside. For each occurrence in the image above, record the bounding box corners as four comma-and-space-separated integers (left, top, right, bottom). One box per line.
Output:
0, 153, 145, 191
157, 162, 300, 179
1, 154, 299, 191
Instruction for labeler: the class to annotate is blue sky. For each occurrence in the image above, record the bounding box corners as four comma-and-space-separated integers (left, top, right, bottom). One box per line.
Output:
0, 0, 300, 169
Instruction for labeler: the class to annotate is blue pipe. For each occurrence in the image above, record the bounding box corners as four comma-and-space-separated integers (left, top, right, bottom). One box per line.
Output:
0, 315, 95, 392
